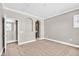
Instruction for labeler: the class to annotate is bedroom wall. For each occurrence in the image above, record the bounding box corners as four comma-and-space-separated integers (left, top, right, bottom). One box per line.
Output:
44, 9, 79, 45
4, 8, 44, 44
0, 3, 3, 55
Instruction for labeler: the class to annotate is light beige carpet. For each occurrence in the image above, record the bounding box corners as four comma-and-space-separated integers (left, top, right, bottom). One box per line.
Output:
4, 39, 79, 56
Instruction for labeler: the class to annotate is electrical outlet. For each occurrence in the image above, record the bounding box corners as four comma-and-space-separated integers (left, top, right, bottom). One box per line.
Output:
70, 39, 72, 41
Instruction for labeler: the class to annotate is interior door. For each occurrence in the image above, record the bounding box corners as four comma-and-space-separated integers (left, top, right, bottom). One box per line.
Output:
24, 19, 33, 41
19, 18, 33, 43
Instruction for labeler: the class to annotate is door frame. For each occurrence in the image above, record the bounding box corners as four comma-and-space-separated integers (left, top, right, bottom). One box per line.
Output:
6, 20, 17, 43
4, 16, 19, 53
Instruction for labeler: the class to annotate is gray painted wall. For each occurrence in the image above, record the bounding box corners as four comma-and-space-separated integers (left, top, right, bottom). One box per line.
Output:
4, 9, 44, 44
4, 9, 34, 44
44, 9, 79, 45
0, 4, 3, 55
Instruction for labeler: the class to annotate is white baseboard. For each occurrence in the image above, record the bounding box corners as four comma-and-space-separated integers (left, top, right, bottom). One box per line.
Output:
45, 38, 79, 48
0, 49, 3, 56
37, 38, 45, 40
18, 40, 36, 45
7, 40, 17, 44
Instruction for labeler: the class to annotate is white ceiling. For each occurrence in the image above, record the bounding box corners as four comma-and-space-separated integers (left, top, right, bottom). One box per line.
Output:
4, 3, 79, 19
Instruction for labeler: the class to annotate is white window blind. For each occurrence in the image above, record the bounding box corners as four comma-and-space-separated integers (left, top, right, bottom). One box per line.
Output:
73, 15, 79, 28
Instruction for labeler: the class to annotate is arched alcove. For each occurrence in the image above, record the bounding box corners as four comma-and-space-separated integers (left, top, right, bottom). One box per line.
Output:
35, 20, 40, 39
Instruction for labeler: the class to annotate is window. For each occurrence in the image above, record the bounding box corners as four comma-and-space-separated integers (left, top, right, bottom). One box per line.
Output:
73, 15, 79, 28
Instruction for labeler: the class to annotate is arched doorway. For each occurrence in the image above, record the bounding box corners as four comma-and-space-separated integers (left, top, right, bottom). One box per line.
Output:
35, 20, 40, 39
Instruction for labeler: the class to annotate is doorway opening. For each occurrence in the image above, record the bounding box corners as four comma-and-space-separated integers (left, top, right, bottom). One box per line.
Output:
35, 20, 40, 39
15, 20, 18, 43
4, 19, 19, 53
5, 20, 18, 43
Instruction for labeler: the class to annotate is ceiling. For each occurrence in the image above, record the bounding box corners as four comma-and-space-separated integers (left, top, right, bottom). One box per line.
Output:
3, 3, 79, 19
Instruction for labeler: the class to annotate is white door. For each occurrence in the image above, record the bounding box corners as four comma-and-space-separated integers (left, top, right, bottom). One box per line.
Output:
19, 18, 34, 43
25, 19, 33, 41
